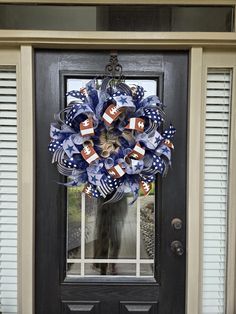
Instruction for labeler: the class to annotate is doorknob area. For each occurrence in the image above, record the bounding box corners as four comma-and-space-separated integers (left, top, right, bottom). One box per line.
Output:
171, 240, 184, 256
171, 218, 183, 230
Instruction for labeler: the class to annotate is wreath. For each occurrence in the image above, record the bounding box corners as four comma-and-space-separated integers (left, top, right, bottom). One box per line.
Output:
48, 78, 176, 204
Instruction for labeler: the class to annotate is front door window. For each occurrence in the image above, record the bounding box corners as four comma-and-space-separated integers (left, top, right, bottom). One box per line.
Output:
67, 78, 157, 278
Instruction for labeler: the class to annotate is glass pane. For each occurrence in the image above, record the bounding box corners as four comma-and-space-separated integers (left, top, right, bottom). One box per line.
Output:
85, 263, 136, 276
67, 263, 81, 277
140, 264, 154, 277
0, 5, 233, 32
67, 187, 81, 260
171, 7, 234, 32
102, 6, 234, 32
140, 190, 155, 260
86, 196, 136, 260
66, 77, 157, 277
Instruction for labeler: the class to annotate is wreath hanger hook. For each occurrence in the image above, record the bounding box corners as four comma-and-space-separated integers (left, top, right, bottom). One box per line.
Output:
105, 51, 123, 84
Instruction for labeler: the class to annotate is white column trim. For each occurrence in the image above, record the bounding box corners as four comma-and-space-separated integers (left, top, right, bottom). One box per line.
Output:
186, 47, 203, 314
18, 45, 34, 314
201, 49, 236, 314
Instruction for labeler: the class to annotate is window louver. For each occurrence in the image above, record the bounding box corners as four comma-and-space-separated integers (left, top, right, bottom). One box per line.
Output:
0, 69, 17, 313
202, 69, 231, 314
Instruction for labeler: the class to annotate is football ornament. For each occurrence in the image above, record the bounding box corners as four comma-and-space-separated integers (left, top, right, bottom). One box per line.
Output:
125, 117, 145, 133
102, 104, 122, 125
108, 164, 125, 179
80, 118, 94, 136
81, 144, 99, 164
129, 143, 145, 160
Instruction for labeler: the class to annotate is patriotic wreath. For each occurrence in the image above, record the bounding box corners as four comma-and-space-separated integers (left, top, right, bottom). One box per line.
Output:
48, 78, 176, 204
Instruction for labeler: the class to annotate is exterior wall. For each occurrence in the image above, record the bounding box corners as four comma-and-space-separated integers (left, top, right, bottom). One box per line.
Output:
0, 3, 235, 313
14, 39, 236, 314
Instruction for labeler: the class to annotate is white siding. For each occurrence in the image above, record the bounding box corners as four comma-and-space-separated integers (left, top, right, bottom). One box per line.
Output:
202, 69, 231, 314
0, 69, 17, 313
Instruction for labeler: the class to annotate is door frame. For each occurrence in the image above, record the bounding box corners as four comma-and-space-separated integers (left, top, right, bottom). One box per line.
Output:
15, 43, 236, 314
18, 46, 199, 313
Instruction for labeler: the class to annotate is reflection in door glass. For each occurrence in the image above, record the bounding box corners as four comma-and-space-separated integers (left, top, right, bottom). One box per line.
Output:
85, 196, 136, 260
140, 194, 155, 260
140, 263, 154, 277
66, 78, 157, 277
67, 187, 82, 260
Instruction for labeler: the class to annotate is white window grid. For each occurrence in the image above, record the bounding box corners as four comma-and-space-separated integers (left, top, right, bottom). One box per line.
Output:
67, 194, 154, 278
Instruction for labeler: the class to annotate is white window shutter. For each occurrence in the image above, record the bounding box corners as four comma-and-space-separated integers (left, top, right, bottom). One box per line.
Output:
0, 69, 17, 313
202, 69, 231, 314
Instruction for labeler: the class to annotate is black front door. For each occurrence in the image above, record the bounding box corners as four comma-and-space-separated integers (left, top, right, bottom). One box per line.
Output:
35, 50, 188, 314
